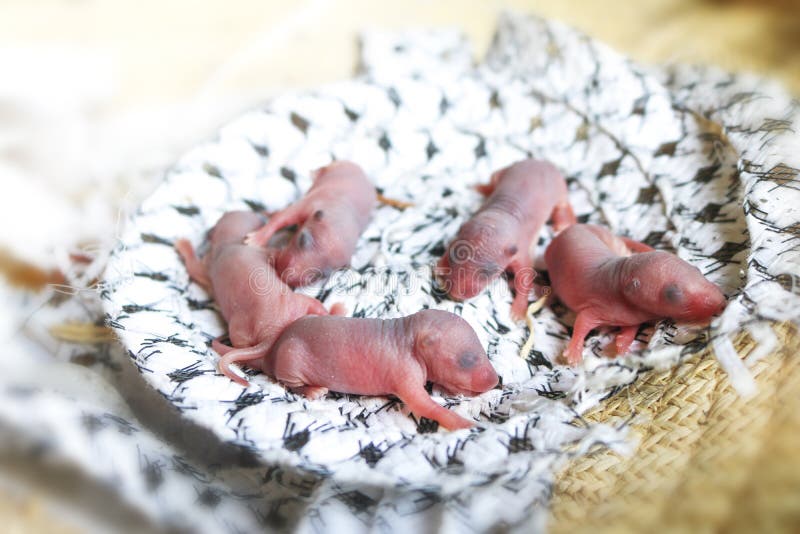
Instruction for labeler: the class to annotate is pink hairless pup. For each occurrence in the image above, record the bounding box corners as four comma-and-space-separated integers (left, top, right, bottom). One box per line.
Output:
175, 211, 342, 384
544, 224, 727, 365
244, 160, 376, 287
436, 158, 576, 320
233, 309, 498, 430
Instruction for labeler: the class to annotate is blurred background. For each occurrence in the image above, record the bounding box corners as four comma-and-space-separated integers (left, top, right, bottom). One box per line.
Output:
2, 0, 799, 279
1, 0, 798, 531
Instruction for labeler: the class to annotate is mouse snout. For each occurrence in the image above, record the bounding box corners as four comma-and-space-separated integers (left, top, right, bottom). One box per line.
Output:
684, 284, 727, 320
433, 261, 470, 300
276, 251, 327, 287
470, 364, 499, 392
436, 258, 497, 301
701, 289, 727, 315
446, 276, 481, 301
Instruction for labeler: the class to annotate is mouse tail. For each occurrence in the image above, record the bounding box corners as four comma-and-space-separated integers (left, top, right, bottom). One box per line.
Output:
211, 336, 234, 355
218, 339, 272, 386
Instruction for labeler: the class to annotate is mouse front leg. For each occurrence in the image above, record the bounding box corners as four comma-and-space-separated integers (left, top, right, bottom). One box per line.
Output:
620, 237, 654, 253
614, 324, 640, 356
244, 203, 310, 248
562, 310, 603, 365
508, 257, 536, 321
395, 383, 475, 430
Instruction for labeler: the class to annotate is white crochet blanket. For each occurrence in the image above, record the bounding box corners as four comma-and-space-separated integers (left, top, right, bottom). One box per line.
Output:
4, 13, 799, 533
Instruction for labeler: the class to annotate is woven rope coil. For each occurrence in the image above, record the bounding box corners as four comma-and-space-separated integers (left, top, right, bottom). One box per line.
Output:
550, 322, 800, 533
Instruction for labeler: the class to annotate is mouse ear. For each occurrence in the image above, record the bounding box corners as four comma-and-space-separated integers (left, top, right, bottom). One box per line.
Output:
489, 166, 507, 185
475, 168, 505, 196
415, 330, 440, 352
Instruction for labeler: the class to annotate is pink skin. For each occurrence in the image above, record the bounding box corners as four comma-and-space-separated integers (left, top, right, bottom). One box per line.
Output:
250, 309, 499, 430
544, 224, 728, 365
436, 159, 576, 321
244, 160, 377, 287
175, 211, 341, 386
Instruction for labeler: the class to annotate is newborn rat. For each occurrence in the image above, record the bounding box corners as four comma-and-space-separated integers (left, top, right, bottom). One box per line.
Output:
222, 309, 499, 430
544, 224, 727, 365
436, 158, 575, 320
175, 211, 337, 384
245, 160, 376, 287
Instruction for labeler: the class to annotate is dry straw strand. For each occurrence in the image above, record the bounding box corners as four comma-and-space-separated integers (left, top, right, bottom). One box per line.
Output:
548, 322, 800, 534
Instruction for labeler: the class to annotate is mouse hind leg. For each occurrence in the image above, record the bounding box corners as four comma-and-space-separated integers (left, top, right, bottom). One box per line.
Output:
300, 295, 330, 316
551, 201, 577, 232
175, 239, 212, 291
562, 310, 603, 366
271, 338, 326, 397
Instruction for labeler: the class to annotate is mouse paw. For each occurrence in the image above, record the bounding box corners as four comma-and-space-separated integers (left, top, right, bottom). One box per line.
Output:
510, 304, 528, 323
445, 415, 476, 430
243, 231, 263, 248
560, 348, 583, 366
293, 385, 329, 400
329, 302, 348, 316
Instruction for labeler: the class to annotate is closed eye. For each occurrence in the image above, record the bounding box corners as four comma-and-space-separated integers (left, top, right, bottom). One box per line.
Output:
663, 283, 683, 304
477, 263, 501, 277
458, 352, 479, 369
296, 228, 314, 250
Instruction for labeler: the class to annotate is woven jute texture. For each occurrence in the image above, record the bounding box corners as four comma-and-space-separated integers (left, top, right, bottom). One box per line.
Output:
549, 322, 800, 533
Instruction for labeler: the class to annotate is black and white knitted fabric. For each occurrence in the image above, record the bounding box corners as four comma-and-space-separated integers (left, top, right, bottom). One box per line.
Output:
13, 12, 795, 533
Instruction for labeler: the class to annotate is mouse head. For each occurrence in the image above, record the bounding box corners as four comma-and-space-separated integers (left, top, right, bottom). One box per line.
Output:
410, 309, 499, 394
435, 218, 518, 301
274, 209, 343, 287
313, 161, 377, 209
210, 211, 264, 246
313, 160, 363, 182
621, 251, 726, 322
